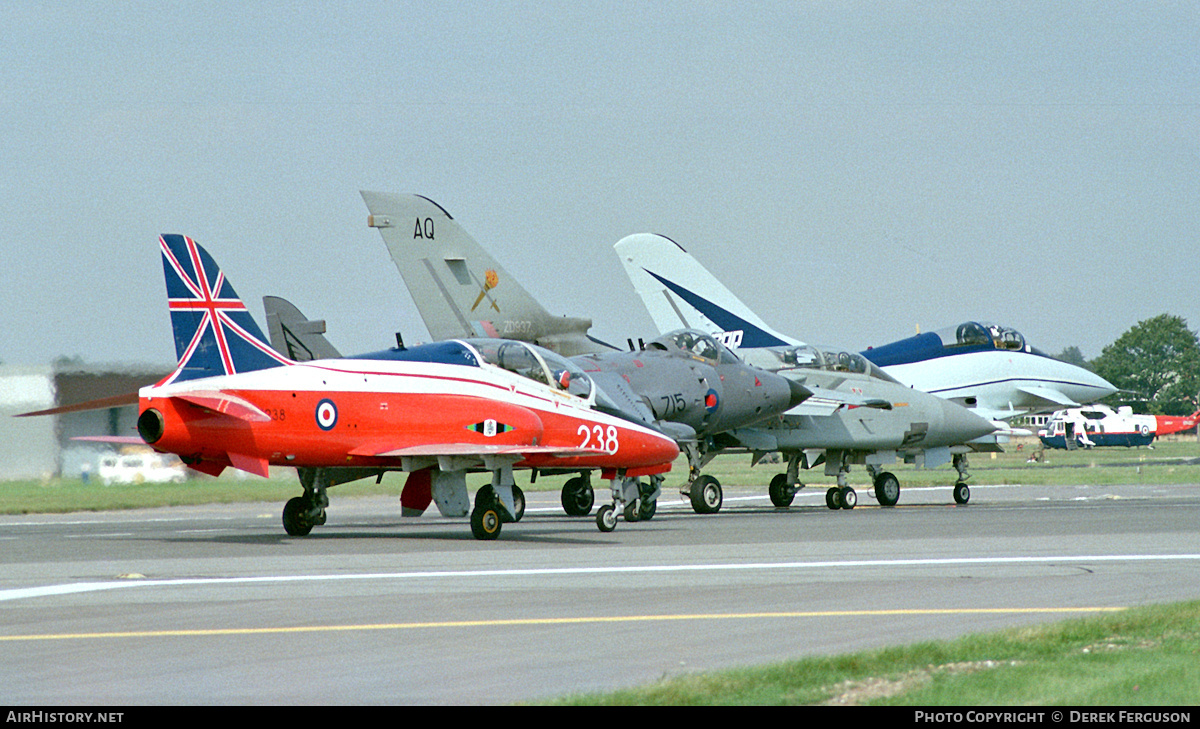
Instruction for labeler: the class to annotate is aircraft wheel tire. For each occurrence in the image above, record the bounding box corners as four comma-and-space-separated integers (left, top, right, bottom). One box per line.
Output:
840, 486, 857, 510
596, 504, 617, 532
825, 487, 841, 510
511, 485, 525, 523
690, 475, 723, 514
471, 504, 502, 540
477, 484, 524, 523
282, 497, 313, 537
638, 497, 657, 521
768, 473, 795, 508
953, 481, 971, 505
874, 472, 900, 507
561, 477, 594, 517
623, 500, 640, 523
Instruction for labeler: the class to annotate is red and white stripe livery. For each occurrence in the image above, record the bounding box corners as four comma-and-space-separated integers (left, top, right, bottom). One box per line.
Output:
139, 352, 679, 478
137, 235, 677, 540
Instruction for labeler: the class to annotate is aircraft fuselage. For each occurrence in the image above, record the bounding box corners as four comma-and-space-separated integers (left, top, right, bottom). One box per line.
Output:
138, 356, 679, 477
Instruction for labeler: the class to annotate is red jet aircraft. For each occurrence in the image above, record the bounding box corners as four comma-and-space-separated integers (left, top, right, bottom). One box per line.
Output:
42, 235, 679, 540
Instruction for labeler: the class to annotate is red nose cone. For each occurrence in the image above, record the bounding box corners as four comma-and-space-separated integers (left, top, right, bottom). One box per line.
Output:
634, 428, 680, 468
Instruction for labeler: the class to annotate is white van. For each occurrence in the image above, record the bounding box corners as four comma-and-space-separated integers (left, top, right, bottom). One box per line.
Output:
97, 452, 187, 485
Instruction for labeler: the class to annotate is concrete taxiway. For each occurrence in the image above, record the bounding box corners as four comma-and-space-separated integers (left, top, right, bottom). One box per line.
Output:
2, 480, 1199, 704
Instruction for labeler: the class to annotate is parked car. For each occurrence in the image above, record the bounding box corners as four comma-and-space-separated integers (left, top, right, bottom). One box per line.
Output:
97, 451, 187, 485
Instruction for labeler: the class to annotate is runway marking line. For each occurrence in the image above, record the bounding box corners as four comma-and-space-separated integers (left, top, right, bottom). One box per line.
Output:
0, 606, 1125, 643
4, 554, 1200, 605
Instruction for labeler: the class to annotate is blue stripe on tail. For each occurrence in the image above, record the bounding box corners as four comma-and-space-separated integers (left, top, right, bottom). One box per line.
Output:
642, 269, 791, 349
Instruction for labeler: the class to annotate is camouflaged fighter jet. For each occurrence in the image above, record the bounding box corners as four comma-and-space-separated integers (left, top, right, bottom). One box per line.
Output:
358, 192, 995, 513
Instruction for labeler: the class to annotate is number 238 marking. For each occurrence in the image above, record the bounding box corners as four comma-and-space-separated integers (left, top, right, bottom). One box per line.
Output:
578, 424, 619, 454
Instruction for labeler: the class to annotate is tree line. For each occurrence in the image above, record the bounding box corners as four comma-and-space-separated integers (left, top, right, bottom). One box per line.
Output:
1054, 314, 1200, 416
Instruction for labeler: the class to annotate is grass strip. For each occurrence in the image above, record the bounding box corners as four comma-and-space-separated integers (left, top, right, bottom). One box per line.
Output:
3, 439, 1197, 514
545, 599, 1200, 705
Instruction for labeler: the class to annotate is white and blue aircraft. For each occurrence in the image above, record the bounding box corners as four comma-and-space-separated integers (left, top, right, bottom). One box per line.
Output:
615, 233, 1116, 422
615, 233, 1117, 496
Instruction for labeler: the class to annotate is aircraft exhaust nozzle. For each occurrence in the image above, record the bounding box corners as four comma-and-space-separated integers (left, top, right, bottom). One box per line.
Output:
138, 408, 165, 444
786, 380, 813, 409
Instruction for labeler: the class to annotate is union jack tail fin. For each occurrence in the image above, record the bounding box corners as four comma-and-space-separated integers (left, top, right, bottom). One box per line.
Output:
158, 234, 292, 385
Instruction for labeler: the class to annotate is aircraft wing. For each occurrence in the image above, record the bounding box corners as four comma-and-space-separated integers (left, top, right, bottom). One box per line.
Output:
990, 421, 1033, 437
17, 392, 139, 418
26, 389, 274, 425
1016, 385, 1081, 409
71, 435, 145, 445
350, 442, 610, 458
785, 387, 894, 416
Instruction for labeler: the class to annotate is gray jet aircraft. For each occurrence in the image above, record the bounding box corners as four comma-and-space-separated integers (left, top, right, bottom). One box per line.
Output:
359, 192, 997, 511
262, 296, 808, 525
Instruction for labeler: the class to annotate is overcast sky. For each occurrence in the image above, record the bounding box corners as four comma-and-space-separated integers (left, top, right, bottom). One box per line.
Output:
3, 1, 1197, 369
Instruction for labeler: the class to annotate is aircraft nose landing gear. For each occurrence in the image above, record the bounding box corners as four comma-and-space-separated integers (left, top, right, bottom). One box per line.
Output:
952, 454, 972, 505
824, 459, 856, 510
597, 476, 660, 532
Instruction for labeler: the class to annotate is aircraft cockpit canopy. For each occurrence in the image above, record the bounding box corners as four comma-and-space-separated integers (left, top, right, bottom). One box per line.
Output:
777, 345, 869, 373
773, 344, 900, 382
943, 321, 1027, 352
463, 339, 594, 400
649, 329, 742, 365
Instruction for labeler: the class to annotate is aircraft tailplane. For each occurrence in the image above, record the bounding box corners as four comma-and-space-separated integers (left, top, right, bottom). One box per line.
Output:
158, 234, 292, 386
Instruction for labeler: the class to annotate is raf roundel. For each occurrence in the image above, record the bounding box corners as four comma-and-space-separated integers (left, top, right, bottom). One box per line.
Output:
315, 399, 338, 431
704, 389, 720, 414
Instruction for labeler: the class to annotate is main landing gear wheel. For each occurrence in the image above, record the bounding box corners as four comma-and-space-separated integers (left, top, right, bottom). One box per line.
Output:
510, 484, 525, 522
873, 471, 900, 507
689, 475, 723, 514
953, 481, 971, 505
624, 496, 658, 522
471, 503, 502, 540
561, 476, 594, 516
825, 487, 857, 510
623, 479, 659, 522
769, 473, 795, 508
596, 503, 618, 532
282, 497, 314, 536
839, 486, 857, 510
477, 484, 525, 522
